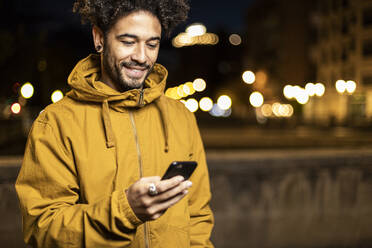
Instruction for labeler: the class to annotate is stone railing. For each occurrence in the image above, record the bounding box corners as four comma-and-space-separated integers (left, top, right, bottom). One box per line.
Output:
1, 148, 372, 248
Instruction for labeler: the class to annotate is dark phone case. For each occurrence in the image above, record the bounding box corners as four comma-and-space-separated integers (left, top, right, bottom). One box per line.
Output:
161, 161, 198, 180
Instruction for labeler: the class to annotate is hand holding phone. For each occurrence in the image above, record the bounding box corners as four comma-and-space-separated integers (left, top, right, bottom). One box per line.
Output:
161, 161, 198, 180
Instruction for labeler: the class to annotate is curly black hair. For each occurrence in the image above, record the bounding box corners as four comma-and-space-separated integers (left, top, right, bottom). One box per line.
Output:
73, 0, 190, 37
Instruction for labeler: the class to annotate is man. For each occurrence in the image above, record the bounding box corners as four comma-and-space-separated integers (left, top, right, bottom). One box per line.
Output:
15, 0, 214, 247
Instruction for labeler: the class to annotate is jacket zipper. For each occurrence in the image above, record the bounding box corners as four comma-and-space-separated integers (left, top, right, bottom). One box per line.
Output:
138, 89, 144, 107
129, 111, 150, 248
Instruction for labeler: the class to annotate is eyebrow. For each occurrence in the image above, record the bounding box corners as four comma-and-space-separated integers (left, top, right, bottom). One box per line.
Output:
116, 33, 161, 42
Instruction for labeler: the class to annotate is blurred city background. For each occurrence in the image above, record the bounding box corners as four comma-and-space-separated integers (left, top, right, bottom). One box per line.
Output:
1, 0, 372, 247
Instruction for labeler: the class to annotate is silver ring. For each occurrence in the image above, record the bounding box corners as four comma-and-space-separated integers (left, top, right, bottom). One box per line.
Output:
148, 183, 158, 196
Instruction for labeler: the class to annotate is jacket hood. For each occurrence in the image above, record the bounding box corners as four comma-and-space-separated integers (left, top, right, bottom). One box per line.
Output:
66, 54, 170, 151
67, 54, 168, 110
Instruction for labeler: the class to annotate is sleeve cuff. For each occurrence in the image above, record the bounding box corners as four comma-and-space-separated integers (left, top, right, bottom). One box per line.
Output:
117, 189, 143, 228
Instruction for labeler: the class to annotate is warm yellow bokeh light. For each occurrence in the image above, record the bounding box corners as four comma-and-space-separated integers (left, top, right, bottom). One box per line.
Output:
193, 78, 207, 92
165, 87, 180, 99
217, 95, 232, 110
315, 83, 325, 97
177, 85, 188, 98
278, 104, 294, 117
249, 91, 264, 108
305, 83, 316, 97
283, 85, 294, 99
185, 82, 196, 95
51, 90, 64, 103
186, 23, 207, 37
335, 80, 346, 94
229, 34, 242, 46
295, 88, 309, 105
199, 97, 213, 112
182, 84, 192, 95
20, 82, 34, 99
185, 98, 199, 112
261, 104, 273, 117
345, 80, 356, 94
11, 103, 21, 114
272, 103, 281, 117
242, 71, 255, 84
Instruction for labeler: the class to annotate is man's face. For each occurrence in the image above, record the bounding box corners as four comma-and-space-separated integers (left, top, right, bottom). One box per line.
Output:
101, 11, 162, 91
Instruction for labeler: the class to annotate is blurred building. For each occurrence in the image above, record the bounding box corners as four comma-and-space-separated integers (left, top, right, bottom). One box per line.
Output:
306, 0, 372, 126
242, 0, 316, 104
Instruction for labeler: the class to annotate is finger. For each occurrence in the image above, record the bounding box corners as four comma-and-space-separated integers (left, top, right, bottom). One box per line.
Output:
139, 176, 161, 183
149, 191, 188, 218
134, 177, 162, 195
153, 180, 192, 203
155, 176, 185, 194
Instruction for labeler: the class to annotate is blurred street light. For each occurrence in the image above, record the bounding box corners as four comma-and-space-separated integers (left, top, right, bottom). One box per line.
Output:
315, 83, 325, 97
11, 103, 21, 114
185, 98, 199, 112
335, 80, 346, 94
242, 71, 255, 84
261, 104, 273, 117
305, 83, 316, 97
217, 95, 232, 110
186, 23, 207, 37
20, 82, 34, 99
229, 34, 242, 46
272, 103, 294, 117
51, 90, 64, 103
295, 88, 309, 104
345, 80, 357, 94
283, 85, 295, 99
199, 97, 213, 112
193, 78, 207, 92
249, 91, 264, 108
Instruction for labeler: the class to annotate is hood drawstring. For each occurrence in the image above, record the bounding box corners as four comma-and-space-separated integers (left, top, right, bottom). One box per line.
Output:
102, 100, 115, 148
102, 97, 169, 153
155, 96, 170, 153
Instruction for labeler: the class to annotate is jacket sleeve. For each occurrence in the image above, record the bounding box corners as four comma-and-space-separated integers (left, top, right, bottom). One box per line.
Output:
187, 113, 215, 248
15, 118, 142, 248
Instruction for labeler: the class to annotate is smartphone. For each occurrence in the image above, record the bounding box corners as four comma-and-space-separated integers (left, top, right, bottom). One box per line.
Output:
161, 161, 198, 180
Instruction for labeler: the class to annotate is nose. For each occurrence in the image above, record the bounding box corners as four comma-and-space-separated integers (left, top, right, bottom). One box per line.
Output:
131, 44, 147, 64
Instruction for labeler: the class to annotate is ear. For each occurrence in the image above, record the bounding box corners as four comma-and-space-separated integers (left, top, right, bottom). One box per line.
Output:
92, 25, 104, 53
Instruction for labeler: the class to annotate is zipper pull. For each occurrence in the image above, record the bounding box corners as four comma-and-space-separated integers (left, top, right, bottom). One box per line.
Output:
138, 89, 144, 107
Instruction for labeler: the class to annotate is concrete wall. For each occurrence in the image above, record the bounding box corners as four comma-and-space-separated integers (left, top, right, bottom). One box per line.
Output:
2, 149, 372, 248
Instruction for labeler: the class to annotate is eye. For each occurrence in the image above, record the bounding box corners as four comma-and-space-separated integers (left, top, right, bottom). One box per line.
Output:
147, 42, 159, 49
121, 41, 135, 46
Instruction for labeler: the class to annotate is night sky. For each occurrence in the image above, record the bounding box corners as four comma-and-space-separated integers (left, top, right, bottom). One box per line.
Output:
12, 0, 255, 34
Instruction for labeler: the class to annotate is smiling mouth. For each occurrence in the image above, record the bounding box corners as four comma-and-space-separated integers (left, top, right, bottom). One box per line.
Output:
122, 66, 148, 79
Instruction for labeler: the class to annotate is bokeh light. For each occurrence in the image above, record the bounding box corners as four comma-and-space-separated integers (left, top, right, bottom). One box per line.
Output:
345, 80, 356, 94
229, 34, 242, 46
295, 88, 309, 104
242, 71, 256, 84
249, 91, 264, 108
193, 78, 207, 92
335, 80, 346, 94
199, 97, 213, 112
185, 98, 199, 112
217, 95, 232, 110
20, 82, 34, 99
11, 103, 21, 114
261, 104, 273, 117
51, 90, 64, 103
186, 23, 207, 37
283, 85, 295, 99
315, 83, 325, 97
305, 83, 316, 97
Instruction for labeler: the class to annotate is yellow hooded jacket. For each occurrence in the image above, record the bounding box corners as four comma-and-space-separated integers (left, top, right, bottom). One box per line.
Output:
15, 55, 214, 248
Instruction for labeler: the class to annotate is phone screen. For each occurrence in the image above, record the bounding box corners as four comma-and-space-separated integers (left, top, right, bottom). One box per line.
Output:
161, 161, 198, 180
